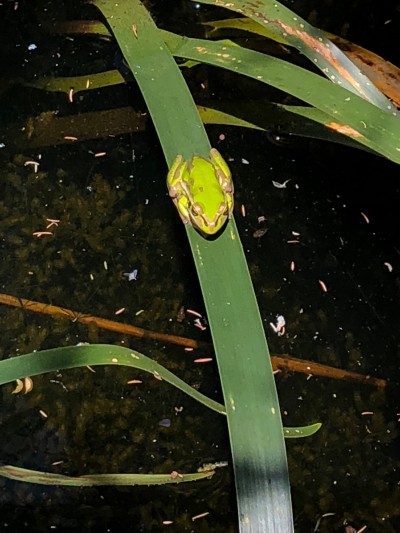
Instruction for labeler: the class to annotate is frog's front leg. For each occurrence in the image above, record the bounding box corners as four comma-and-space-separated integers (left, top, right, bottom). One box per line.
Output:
168, 184, 191, 224
167, 155, 191, 224
209, 148, 233, 194
174, 194, 190, 224
167, 155, 185, 198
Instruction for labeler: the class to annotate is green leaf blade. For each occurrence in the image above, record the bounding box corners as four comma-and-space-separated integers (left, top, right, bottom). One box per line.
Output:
92, 0, 294, 529
0, 465, 213, 486
195, 0, 393, 110
162, 31, 400, 163
0, 345, 225, 414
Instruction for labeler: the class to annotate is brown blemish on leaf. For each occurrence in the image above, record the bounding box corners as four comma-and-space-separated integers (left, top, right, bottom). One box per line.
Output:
326, 122, 364, 138
276, 21, 372, 101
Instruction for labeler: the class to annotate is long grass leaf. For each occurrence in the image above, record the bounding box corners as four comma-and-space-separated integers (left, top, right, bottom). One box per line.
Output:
0, 345, 225, 414
1, 345, 320, 441
91, 0, 294, 530
194, 0, 393, 109
0, 465, 213, 486
24, 67, 378, 152
162, 31, 400, 164
43, 18, 400, 160
284, 424, 322, 438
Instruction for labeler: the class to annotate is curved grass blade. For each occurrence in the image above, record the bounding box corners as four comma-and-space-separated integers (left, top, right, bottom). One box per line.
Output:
90, 0, 209, 158
197, 105, 263, 130
1, 345, 319, 439
0, 345, 225, 415
284, 423, 321, 438
201, 103, 378, 152
162, 31, 400, 164
194, 0, 393, 110
205, 18, 400, 106
0, 465, 213, 486
41, 18, 400, 160
25, 70, 125, 93
24, 66, 376, 152
205, 16, 289, 45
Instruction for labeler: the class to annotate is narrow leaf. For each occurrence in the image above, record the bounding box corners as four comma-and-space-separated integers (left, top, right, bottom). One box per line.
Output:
162, 31, 400, 163
92, 0, 294, 530
0, 465, 213, 486
195, 0, 393, 109
284, 423, 322, 438
0, 345, 225, 414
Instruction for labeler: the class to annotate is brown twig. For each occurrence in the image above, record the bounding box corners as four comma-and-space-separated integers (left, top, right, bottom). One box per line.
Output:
0, 293, 386, 387
271, 355, 386, 388
0, 293, 198, 348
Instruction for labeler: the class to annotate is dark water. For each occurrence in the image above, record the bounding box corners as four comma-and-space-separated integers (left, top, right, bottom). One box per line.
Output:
0, 0, 399, 531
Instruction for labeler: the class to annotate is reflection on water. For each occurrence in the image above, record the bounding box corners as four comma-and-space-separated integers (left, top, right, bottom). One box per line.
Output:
0, 0, 399, 531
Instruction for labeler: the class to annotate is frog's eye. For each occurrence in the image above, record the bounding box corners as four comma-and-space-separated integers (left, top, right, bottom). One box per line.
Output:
191, 203, 204, 216
217, 203, 229, 216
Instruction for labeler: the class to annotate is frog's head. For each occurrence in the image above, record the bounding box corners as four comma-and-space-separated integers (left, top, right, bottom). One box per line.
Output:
188, 200, 230, 235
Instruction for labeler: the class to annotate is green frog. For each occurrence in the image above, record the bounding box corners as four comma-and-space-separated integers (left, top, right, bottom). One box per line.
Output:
167, 148, 234, 235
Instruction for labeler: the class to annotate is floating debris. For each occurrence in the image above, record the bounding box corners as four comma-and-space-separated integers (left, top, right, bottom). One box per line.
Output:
187, 308, 202, 318
176, 306, 185, 322
192, 512, 210, 521
11, 379, 24, 394
124, 269, 138, 281
11, 377, 33, 395
270, 315, 286, 336
194, 318, 207, 331
32, 231, 53, 237
46, 218, 60, 229
272, 179, 291, 188
24, 160, 40, 172
198, 461, 228, 472
253, 227, 268, 239
318, 280, 328, 293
